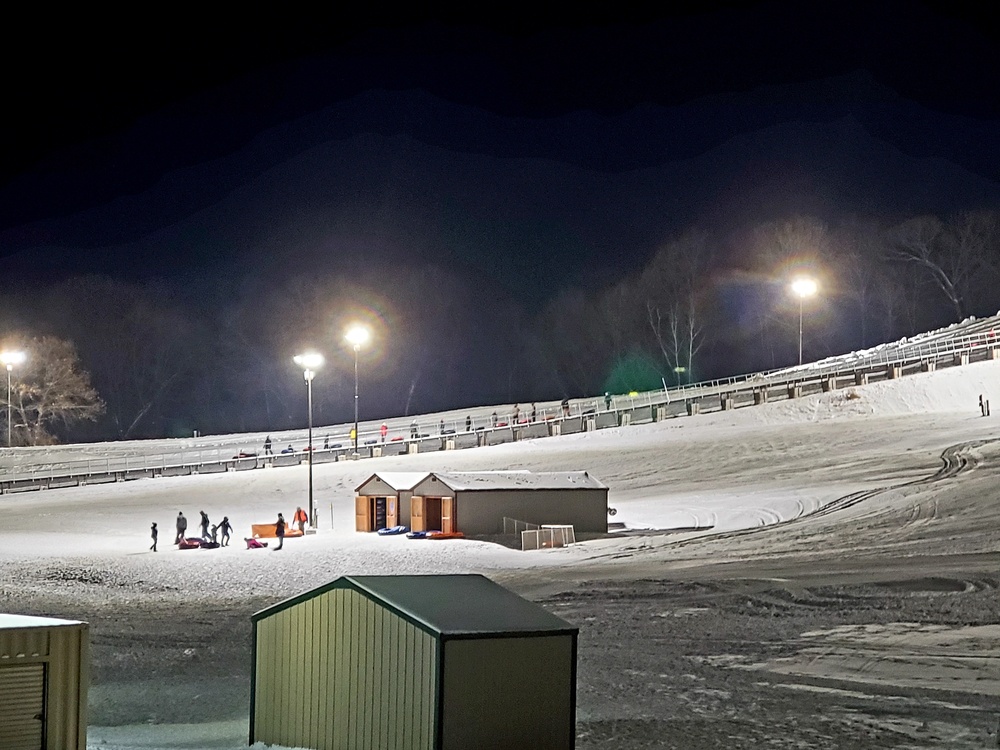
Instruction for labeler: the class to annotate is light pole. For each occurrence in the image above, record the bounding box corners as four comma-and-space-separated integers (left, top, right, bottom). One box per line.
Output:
790, 277, 818, 366
293, 352, 323, 529
344, 325, 370, 457
1, 350, 26, 448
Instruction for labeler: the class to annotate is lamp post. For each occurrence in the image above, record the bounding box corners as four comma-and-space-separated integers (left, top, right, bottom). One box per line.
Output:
0, 350, 26, 448
790, 277, 818, 366
293, 352, 324, 529
344, 325, 370, 457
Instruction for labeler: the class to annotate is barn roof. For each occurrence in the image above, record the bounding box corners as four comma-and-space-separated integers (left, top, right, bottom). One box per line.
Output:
427, 471, 606, 491
254, 574, 576, 638
0, 613, 84, 629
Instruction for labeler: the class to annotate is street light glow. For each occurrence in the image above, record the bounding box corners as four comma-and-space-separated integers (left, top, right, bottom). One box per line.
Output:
293, 352, 324, 372
344, 325, 370, 350
790, 277, 818, 299
0, 350, 26, 370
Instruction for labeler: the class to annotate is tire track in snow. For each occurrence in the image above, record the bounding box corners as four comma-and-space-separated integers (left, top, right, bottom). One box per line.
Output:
664, 438, 995, 549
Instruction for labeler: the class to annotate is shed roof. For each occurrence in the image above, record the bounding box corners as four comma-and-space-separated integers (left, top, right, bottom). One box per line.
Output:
0, 613, 84, 629
428, 471, 607, 491
355, 471, 429, 493
255, 574, 576, 638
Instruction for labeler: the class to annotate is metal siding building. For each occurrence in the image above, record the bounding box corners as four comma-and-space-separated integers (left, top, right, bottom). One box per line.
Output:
0, 614, 89, 750
251, 574, 577, 750
409, 471, 609, 535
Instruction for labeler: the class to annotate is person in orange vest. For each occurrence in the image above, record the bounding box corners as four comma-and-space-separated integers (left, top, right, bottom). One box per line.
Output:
293, 506, 308, 533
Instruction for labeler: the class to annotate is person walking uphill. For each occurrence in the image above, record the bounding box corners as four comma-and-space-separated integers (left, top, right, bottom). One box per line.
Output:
174, 512, 187, 544
199, 511, 210, 541
274, 513, 286, 551
150, 522, 158, 552
294, 506, 308, 533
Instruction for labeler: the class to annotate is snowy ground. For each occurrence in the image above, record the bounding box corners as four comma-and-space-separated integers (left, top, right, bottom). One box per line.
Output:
3, 360, 1000, 748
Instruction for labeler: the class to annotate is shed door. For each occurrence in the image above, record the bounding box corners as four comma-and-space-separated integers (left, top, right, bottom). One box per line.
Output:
387, 496, 398, 527
355, 496, 372, 532
411, 496, 424, 532
442, 497, 454, 534
0, 663, 45, 750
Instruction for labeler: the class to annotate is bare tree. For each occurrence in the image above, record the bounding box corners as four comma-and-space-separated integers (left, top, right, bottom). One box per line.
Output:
886, 213, 1000, 321
4, 336, 104, 445
639, 230, 714, 384
831, 218, 890, 349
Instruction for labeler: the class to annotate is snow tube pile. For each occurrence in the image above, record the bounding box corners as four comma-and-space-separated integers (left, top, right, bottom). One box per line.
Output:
178, 538, 203, 550
406, 531, 428, 539
377, 525, 409, 536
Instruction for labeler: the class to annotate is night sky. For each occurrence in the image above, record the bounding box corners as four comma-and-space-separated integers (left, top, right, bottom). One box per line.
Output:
4, 3, 1000, 289
2, 3, 1000, 437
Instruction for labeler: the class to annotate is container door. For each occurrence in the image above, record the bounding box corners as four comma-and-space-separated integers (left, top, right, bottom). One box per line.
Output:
442, 497, 454, 534
0, 663, 45, 750
355, 496, 372, 532
411, 496, 424, 532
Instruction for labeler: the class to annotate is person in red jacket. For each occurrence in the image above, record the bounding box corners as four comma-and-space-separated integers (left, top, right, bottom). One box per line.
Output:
293, 506, 308, 533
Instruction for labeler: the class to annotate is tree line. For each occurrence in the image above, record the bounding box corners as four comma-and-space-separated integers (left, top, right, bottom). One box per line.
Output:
2, 209, 999, 445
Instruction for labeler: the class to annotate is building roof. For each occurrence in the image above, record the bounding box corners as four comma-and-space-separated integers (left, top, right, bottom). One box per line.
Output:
0, 613, 85, 629
255, 574, 576, 638
427, 471, 607, 491
355, 471, 430, 493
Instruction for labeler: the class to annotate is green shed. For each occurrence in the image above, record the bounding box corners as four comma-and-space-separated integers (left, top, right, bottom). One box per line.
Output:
0, 613, 89, 750
251, 574, 578, 750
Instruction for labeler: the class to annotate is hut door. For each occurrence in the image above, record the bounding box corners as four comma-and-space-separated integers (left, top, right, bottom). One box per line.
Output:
411, 496, 424, 532
423, 497, 443, 532
441, 497, 455, 533
355, 496, 372, 532
374, 497, 388, 530
0, 663, 45, 749
387, 496, 398, 527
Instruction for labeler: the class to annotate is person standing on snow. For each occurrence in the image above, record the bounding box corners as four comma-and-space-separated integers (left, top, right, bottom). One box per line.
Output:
175, 512, 187, 544
263, 435, 272, 455
150, 522, 158, 552
274, 513, 286, 551
219, 516, 233, 547
380, 423, 388, 441
294, 506, 308, 533
199, 511, 211, 541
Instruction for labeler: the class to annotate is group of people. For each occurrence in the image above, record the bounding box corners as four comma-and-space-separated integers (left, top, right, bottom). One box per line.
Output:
154, 506, 308, 552
151, 511, 233, 552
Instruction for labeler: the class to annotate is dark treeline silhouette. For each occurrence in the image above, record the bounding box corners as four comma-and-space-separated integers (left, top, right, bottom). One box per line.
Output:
2, 210, 999, 443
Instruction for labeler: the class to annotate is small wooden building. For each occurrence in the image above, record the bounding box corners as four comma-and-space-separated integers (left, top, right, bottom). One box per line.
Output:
251, 574, 578, 750
354, 471, 430, 531
0, 614, 89, 750
408, 471, 609, 535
